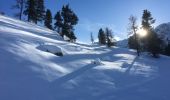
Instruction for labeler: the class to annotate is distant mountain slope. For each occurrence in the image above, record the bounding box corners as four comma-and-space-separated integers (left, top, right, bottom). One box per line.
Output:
116, 39, 128, 48
0, 15, 170, 100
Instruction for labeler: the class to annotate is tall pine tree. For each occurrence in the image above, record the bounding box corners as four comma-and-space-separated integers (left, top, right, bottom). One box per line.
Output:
61, 4, 78, 42
24, 0, 37, 22
98, 28, 106, 45
44, 9, 53, 30
35, 0, 45, 23
24, 0, 45, 23
105, 27, 114, 47
141, 9, 161, 58
54, 11, 63, 35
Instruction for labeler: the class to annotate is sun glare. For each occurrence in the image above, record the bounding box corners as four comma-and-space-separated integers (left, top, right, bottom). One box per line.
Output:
138, 29, 147, 37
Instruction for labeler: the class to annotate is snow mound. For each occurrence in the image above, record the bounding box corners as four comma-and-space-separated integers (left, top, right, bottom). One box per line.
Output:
91, 58, 103, 65
102, 56, 112, 62
37, 44, 63, 56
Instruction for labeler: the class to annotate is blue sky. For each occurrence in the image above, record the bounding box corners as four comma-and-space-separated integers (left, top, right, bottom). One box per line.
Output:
1, 0, 170, 42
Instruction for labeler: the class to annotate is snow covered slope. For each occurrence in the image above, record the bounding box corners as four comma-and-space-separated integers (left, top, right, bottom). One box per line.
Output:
0, 15, 170, 100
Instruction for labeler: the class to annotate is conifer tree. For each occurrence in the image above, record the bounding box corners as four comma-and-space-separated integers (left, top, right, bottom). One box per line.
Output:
44, 9, 53, 30
70, 31, 77, 42
54, 11, 63, 35
24, 0, 36, 22
24, 0, 45, 23
61, 4, 78, 41
147, 30, 162, 57
98, 28, 106, 45
35, 0, 45, 23
105, 27, 114, 47
141, 9, 161, 57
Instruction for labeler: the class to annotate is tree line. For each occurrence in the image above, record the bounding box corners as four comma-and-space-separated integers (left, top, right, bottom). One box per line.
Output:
128, 9, 170, 58
12, 0, 78, 42
89, 27, 116, 47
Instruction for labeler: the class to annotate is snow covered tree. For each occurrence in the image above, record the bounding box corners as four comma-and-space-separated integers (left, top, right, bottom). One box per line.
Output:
90, 32, 94, 44
44, 9, 53, 30
128, 15, 140, 56
98, 28, 106, 45
61, 4, 78, 41
54, 11, 63, 35
24, 0, 36, 22
12, 0, 25, 20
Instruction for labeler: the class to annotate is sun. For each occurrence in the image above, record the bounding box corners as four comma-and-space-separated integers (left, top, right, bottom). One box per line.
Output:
137, 29, 147, 37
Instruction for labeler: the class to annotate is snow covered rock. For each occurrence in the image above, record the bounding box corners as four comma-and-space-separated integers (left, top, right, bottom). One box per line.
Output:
37, 44, 63, 56
91, 58, 103, 65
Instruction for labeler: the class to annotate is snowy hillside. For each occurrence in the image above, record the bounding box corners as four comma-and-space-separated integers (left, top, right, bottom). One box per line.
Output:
1, 15, 170, 100
155, 22, 170, 43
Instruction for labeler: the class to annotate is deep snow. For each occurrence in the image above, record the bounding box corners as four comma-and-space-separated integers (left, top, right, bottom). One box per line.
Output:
0, 15, 170, 100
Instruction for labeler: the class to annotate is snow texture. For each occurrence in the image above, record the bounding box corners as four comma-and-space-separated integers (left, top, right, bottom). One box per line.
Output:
0, 15, 170, 100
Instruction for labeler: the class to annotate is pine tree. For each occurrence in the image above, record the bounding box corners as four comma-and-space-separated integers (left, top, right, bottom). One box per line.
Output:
128, 15, 140, 56
70, 31, 77, 42
44, 9, 53, 30
141, 9, 161, 58
24, 0, 37, 22
35, 0, 45, 23
147, 30, 162, 57
61, 4, 78, 41
142, 10, 155, 30
54, 11, 63, 35
105, 27, 113, 47
12, 0, 25, 20
98, 28, 106, 45
90, 32, 94, 44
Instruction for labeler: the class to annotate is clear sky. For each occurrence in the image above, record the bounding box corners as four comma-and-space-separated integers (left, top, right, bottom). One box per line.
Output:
1, 0, 170, 42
